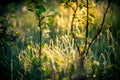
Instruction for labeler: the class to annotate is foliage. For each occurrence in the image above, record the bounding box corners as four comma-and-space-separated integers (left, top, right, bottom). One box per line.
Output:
0, 0, 120, 80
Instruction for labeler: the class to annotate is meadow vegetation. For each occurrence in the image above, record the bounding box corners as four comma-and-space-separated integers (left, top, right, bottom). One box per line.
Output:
0, 0, 120, 80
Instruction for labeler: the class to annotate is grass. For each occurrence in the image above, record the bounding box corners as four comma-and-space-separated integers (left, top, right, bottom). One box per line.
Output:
2, 12, 119, 80
17, 34, 79, 80
7, 26, 119, 80
1, 1, 120, 80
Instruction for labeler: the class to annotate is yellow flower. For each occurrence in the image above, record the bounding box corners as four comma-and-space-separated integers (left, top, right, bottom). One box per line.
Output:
27, 44, 31, 50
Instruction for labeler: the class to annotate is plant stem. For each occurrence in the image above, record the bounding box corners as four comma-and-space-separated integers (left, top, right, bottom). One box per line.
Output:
81, 0, 89, 56
70, 0, 81, 55
38, 14, 42, 58
35, 1, 42, 58
86, 1, 110, 56
76, 1, 89, 79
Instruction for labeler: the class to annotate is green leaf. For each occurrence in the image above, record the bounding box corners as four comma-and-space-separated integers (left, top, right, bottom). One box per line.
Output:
64, 3, 70, 8
33, 58, 41, 64
42, 24, 48, 29
62, 77, 68, 80
72, 31, 77, 35
89, 13, 95, 18
41, 43, 46, 49
70, 0, 76, 2
43, 54, 48, 62
44, 67, 50, 75
79, 4, 83, 10
35, 5, 46, 14
27, 5, 34, 12
30, 53, 33, 58
28, 8, 34, 12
